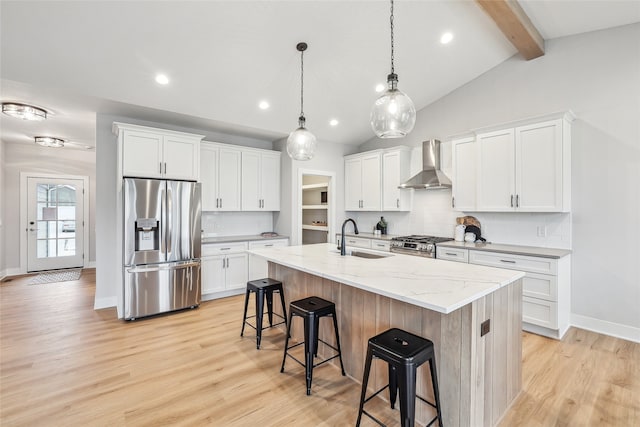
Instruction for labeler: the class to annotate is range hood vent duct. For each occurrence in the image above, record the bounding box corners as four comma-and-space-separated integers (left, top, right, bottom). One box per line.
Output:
399, 139, 452, 190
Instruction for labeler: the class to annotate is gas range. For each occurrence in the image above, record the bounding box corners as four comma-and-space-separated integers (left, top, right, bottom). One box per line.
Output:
389, 235, 453, 258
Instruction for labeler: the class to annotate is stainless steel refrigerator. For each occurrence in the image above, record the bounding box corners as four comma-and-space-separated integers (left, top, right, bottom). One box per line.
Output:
123, 178, 201, 320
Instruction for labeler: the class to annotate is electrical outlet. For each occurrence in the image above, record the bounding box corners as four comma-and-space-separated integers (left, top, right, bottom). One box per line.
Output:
537, 225, 547, 237
481, 319, 491, 336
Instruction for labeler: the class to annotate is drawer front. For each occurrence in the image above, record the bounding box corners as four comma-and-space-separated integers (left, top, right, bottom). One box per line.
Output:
248, 239, 289, 250
370, 240, 390, 251
202, 241, 248, 256
343, 236, 372, 249
523, 296, 558, 329
522, 272, 557, 302
436, 247, 469, 263
469, 251, 557, 275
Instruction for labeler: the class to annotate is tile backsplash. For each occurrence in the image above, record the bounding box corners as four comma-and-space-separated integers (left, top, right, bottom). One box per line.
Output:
202, 211, 274, 237
352, 190, 571, 249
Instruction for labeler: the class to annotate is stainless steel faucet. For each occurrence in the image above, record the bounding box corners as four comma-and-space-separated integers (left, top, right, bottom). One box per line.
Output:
340, 218, 359, 256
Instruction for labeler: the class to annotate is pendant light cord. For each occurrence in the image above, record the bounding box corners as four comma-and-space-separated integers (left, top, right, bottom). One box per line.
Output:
390, 0, 395, 75
300, 49, 305, 118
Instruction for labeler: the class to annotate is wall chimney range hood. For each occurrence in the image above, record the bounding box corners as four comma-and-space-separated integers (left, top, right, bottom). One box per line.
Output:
399, 139, 452, 190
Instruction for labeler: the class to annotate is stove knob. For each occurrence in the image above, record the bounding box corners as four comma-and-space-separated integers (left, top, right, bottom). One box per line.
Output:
426, 244, 434, 251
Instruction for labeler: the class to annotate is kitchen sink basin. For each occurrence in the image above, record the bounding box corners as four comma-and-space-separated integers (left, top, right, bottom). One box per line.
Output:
349, 250, 391, 259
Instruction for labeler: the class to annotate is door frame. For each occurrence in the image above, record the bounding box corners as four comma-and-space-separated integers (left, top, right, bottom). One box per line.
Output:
20, 172, 90, 274
296, 168, 336, 247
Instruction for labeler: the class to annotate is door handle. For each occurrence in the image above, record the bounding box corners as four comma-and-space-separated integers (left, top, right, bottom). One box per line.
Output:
510, 195, 514, 208
452, 197, 455, 208
396, 198, 399, 208
516, 194, 520, 208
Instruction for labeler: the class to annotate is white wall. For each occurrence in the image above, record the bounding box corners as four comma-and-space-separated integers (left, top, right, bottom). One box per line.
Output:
0, 139, 5, 278
2, 141, 96, 275
202, 211, 273, 237
274, 138, 354, 245
94, 114, 276, 311
359, 24, 640, 339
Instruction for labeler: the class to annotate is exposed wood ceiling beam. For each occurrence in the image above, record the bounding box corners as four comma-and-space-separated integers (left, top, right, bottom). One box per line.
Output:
475, 0, 545, 60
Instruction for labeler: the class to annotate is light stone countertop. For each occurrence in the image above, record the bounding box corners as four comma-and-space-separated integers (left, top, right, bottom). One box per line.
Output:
248, 243, 525, 314
437, 241, 571, 259
202, 234, 289, 244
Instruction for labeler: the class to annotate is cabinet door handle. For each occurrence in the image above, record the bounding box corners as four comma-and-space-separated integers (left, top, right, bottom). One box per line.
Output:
396, 198, 399, 208
160, 162, 163, 174
510, 195, 514, 208
452, 197, 455, 208
516, 194, 520, 208
446, 252, 457, 256
220, 198, 222, 208
265, 244, 273, 247
216, 198, 219, 208
500, 259, 516, 264
164, 162, 167, 174
220, 247, 231, 251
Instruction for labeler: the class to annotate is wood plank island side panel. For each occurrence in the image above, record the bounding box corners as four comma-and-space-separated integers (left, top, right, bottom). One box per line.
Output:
271, 264, 523, 427
492, 283, 509, 425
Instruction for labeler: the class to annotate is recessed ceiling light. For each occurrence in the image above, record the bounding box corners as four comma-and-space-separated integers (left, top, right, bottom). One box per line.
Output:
375, 84, 386, 93
259, 101, 270, 110
329, 119, 339, 126
440, 32, 454, 44
2, 102, 47, 121
155, 74, 169, 85
34, 136, 65, 148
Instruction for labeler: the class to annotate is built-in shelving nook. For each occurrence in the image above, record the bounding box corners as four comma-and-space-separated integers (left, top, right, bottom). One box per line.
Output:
301, 175, 330, 244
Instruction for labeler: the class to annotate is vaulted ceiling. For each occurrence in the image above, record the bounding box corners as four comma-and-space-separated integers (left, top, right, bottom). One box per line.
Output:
1, 1, 639, 150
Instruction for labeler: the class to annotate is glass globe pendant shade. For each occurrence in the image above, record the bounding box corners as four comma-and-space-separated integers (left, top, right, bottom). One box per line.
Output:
286, 116, 317, 161
370, 75, 416, 138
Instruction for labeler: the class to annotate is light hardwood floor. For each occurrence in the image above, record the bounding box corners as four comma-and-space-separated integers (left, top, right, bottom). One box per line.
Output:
1, 269, 638, 426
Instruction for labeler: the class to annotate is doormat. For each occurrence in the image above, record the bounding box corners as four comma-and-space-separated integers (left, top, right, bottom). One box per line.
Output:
28, 269, 82, 285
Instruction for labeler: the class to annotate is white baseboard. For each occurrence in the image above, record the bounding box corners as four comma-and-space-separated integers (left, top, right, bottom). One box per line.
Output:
85, 261, 96, 269
5, 267, 24, 277
94, 296, 117, 310
0, 269, 6, 281
571, 313, 640, 344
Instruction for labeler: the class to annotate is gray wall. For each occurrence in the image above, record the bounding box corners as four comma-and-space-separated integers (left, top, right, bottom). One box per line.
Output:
94, 114, 276, 309
2, 141, 97, 274
360, 23, 640, 336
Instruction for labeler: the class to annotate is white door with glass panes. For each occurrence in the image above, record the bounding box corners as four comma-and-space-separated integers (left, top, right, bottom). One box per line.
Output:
27, 177, 85, 271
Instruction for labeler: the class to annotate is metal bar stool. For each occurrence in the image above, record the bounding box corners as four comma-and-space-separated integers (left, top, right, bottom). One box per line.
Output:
356, 328, 443, 427
280, 296, 346, 395
240, 278, 287, 349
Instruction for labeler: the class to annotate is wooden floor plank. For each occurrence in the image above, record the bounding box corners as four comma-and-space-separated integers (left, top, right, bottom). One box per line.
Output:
1, 270, 638, 426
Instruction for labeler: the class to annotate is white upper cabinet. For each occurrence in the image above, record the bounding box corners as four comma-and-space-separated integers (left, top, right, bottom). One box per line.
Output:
241, 149, 280, 211
451, 136, 477, 211
474, 113, 573, 212
382, 147, 412, 211
477, 128, 516, 211
200, 142, 242, 211
345, 151, 382, 211
114, 123, 203, 181
515, 119, 569, 211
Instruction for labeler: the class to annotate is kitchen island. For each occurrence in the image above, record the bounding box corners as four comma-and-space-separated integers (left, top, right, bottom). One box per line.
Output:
248, 243, 525, 427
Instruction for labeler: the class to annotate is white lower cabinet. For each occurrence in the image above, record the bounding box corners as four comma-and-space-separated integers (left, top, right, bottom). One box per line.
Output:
201, 242, 248, 299
437, 246, 570, 340
248, 239, 289, 281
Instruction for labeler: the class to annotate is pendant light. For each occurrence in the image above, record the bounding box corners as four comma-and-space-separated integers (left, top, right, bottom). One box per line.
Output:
286, 42, 317, 161
370, 0, 416, 138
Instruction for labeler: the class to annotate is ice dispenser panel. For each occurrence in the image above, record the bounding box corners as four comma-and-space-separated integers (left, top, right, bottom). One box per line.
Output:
135, 218, 159, 251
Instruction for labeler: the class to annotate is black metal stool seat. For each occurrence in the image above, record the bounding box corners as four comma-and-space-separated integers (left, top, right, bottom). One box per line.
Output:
357, 328, 443, 427
240, 278, 287, 349
280, 296, 346, 395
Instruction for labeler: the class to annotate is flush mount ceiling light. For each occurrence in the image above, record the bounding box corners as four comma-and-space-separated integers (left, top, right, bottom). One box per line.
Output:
370, 0, 416, 139
34, 136, 65, 148
286, 42, 317, 161
2, 102, 47, 121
